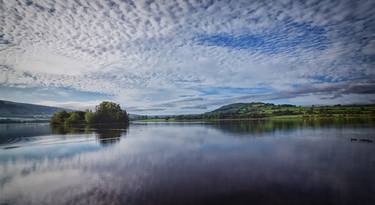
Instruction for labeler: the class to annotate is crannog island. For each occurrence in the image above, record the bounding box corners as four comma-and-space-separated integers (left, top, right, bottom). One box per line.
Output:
50, 101, 129, 126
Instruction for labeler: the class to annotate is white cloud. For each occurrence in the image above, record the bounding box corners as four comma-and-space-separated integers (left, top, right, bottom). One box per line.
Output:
0, 0, 374, 114
37, 100, 106, 110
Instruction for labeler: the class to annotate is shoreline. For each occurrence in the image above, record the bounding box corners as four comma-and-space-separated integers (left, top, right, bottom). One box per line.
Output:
134, 114, 375, 123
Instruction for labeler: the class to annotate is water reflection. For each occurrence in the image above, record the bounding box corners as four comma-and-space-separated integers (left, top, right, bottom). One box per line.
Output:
94, 128, 124, 145
0, 123, 51, 144
208, 118, 375, 135
51, 124, 128, 145
0, 121, 374, 205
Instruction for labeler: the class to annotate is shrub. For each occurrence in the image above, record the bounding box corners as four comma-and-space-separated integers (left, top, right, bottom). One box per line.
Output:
85, 111, 94, 124
50, 111, 70, 125
64, 112, 82, 126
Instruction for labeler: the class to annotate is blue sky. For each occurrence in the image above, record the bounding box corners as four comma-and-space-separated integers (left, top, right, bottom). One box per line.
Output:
0, 0, 375, 114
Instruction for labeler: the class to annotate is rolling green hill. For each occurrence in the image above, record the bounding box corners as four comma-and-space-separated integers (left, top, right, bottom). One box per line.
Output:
173, 102, 375, 120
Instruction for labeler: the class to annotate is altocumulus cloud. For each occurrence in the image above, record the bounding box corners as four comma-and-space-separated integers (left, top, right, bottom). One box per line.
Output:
0, 0, 375, 114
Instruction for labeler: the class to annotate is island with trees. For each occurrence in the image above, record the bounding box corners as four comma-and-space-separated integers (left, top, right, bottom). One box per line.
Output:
50, 101, 128, 127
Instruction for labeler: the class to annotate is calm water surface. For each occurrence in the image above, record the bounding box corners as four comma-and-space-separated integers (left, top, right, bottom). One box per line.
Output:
0, 120, 374, 205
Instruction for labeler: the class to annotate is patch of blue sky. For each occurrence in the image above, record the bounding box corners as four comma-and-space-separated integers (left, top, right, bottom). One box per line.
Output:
199, 87, 272, 96
195, 21, 329, 54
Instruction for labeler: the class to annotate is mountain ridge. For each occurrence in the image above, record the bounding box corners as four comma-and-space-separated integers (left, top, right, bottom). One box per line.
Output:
0, 100, 73, 117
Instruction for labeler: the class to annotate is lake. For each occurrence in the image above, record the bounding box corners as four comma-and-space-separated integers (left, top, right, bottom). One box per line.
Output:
0, 119, 374, 205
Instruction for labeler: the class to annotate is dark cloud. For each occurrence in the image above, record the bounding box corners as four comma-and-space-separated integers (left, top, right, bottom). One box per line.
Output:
181, 105, 208, 110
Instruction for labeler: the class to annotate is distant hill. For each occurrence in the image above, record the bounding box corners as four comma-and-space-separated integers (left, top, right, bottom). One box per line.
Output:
0, 100, 73, 118
205, 102, 297, 116
128, 113, 148, 121
204, 102, 375, 117
207, 102, 268, 114
172, 102, 375, 120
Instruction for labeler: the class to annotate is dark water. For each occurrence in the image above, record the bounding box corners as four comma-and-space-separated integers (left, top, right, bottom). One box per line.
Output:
0, 119, 375, 205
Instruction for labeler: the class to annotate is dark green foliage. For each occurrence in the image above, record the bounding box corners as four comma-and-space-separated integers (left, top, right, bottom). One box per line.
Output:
50, 111, 70, 125
51, 111, 85, 126
50, 101, 128, 126
93, 101, 128, 124
84, 111, 94, 124
64, 112, 83, 126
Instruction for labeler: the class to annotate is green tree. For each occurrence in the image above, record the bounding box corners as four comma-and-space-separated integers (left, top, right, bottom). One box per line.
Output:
85, 111, 94, 124
94, 101, 128, 124
64, 112, 81, 126
50, 111, 69, 125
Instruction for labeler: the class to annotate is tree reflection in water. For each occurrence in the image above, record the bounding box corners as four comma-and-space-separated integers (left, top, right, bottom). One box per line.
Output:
51, 123, 128, 145
51, 125, 89, 135
94, 126, 127, 145
207, 118, 375, 135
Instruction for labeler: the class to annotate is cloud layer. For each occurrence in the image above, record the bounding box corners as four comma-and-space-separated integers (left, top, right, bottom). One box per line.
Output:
1, 0, 375, 113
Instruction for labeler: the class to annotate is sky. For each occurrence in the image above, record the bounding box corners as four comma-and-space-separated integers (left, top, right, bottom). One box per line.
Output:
0, 0, 375, 114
